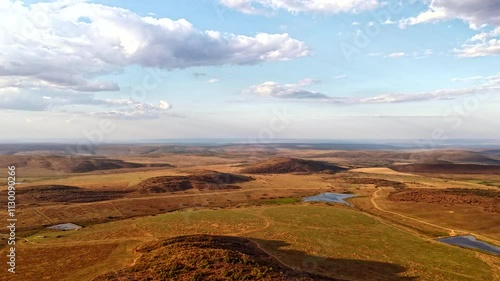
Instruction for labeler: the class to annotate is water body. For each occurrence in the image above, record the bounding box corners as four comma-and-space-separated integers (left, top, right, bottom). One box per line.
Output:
47, 223, 82, 231
303, 193, 356, 205
438, 235, 500, 256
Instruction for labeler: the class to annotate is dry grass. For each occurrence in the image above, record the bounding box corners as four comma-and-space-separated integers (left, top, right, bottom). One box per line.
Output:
6, 205, 494, 281
1, 150, 499, 280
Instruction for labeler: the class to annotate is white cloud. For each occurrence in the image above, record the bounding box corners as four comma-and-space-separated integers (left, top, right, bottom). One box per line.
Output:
0, 90, 106, 111
387, 52, 407, 58
25, 117, 46, 123
454, 27, 500, 57
333, 75, 347, 80
219, 0, 379, 14
347, 87, 496, 104
383, 19, 396, 25
243, 79, 328, 99
369, 50, 434, 58
0, 0, 309, 93
399, 0, 500, 29
159, 100, 172, 110
0, 88, 174, 119
451, 74, 500, 86
206, 78, 221, 83
400, 1, 500, 57
243, 78, 500, 104
89, 100, 174, 120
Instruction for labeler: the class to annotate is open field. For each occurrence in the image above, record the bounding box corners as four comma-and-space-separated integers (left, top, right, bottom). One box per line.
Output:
1, 146, 499, 280
3, 205, 497, 281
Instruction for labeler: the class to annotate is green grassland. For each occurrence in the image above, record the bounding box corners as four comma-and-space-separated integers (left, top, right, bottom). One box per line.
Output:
12, 204, 494, 281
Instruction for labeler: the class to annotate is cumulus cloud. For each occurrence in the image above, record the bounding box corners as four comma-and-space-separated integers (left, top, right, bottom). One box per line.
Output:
399, 0, 500, 29
0, 88, 173, 119
219, 0, 379, 14
0, 0, 309, 93
399, 1, 500, 57
454, 27, 500, 57
243, 78, 499, 104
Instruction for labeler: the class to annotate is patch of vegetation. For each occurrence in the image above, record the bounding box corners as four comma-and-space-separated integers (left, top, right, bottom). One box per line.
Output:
241, 157, 346, 174
444, 188, 500, 198
388, 188, 500, 213
0, 155, 173, 173
477, 180, 500, 188
344, 177, 407, 189
92, 235, 335, 281
259, 197, 301, 205
136, 170, 254, 193
15, 185, 127, 203
390, 163, 500, 175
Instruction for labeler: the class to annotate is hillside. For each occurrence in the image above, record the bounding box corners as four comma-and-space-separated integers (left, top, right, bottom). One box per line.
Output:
313, 150, 500, 166
15, 185, 126, 203
136, 170, 254, 193
388, 188, 500, 213
241, 157, 346, 174
390, 163, 500, 175
0, 155, 173, 173
92, 235, 337, 281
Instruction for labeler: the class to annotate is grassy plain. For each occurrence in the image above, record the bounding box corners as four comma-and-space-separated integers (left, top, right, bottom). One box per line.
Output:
4, 205, 496, 281
1, 148, 499, 280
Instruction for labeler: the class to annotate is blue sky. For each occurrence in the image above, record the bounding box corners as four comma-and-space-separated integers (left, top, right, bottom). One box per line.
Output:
0, 0, 499, 141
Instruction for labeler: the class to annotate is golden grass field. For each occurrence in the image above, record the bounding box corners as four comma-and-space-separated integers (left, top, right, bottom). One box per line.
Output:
0, 148, 499, 280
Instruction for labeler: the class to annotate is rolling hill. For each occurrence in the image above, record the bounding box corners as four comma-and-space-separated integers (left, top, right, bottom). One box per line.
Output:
241, 157, 346, 174
136, 170, 254, 193
92, 235, 337, 281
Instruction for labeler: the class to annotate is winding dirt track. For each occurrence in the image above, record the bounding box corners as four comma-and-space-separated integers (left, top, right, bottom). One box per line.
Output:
371, 188, 500, 245
371, 189, 455, 235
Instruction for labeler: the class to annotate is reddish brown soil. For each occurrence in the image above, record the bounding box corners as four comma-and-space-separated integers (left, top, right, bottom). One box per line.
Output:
388, 188, 500, 213
241, 157, 346, 174
92, 235, 337, 281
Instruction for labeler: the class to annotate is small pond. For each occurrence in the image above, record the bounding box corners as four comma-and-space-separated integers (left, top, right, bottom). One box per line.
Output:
47, 223, 82, 231
438, 235, 500, 256
303, 193, 356, 205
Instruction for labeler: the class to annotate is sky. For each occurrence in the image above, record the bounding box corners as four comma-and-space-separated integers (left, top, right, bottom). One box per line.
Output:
0, 0, 499, 142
